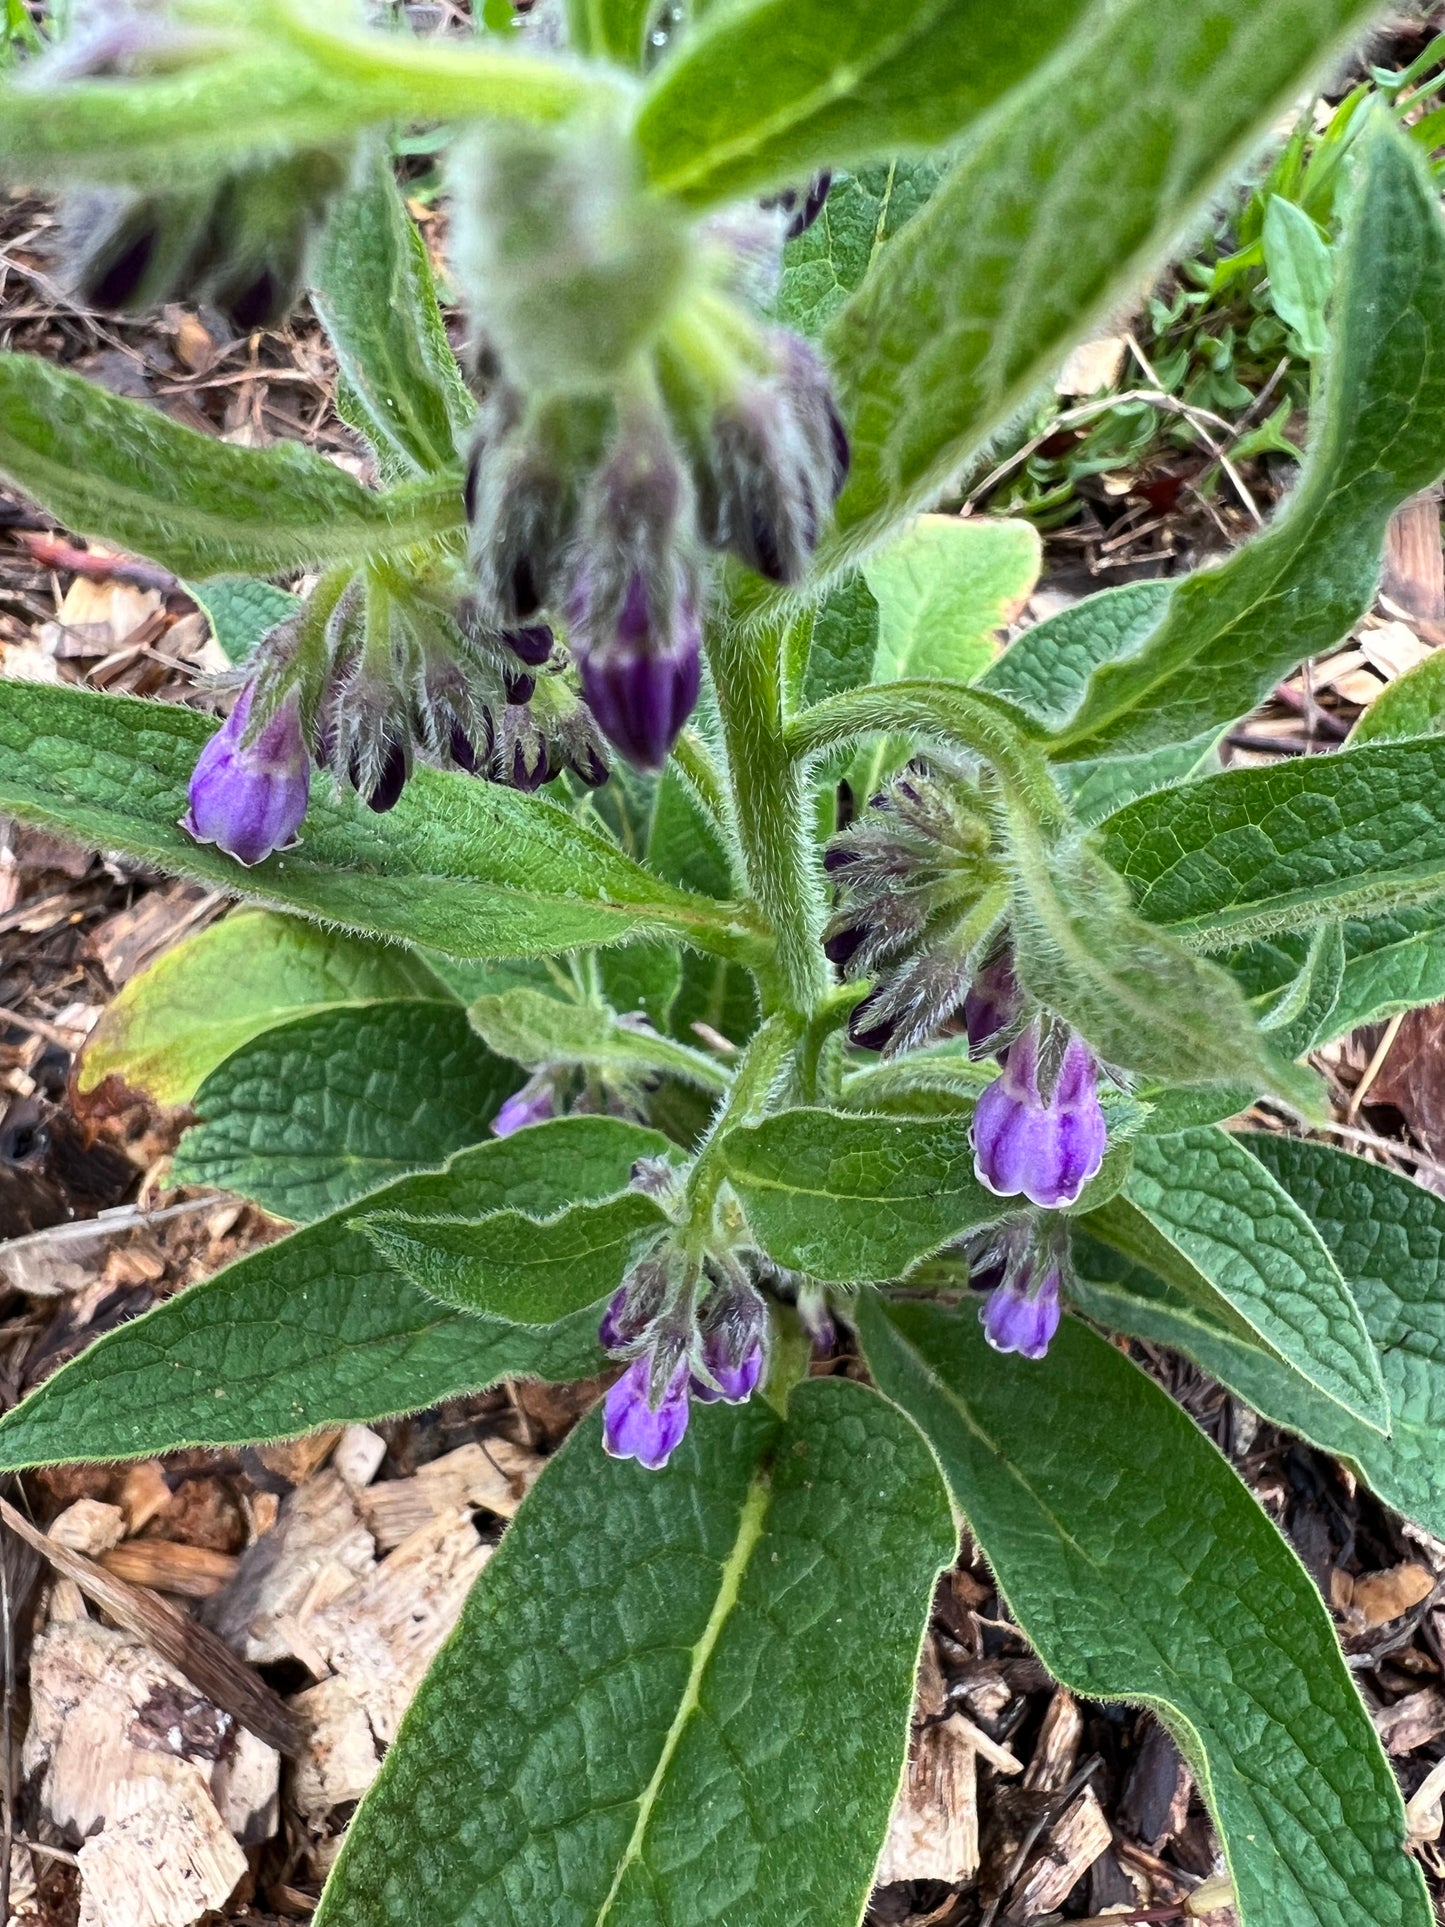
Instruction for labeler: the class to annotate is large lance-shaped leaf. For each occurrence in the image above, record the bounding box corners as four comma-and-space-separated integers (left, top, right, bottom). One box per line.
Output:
634, 0, 1092, 207
312, 148, 472, 478
0, 1117, 664, 1470
857, 1296, 1432, 1927
776, 161, 943, 340
81, 909, 447, 1106
825, 0, 1385, 561
0, 354, 459, 577
363, 1190, 672, 1325
314, 1378, 954, 1927
171, 1000, 521, 1223
722, 1109, 1003, 1282
1053, 120, 1445, 760
1096, 736, 1445, 946
978, 580, 1173, 731
1085, 1127, 1388, 1433
0, 683, 753, 962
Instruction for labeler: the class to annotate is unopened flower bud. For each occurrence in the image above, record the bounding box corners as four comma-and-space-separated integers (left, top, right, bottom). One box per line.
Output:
972, 1024, 1107, 1209
182, 683, 309, 867
503, 625, 556, 667
965, 952, 1022, 1056
598, 1254, 670, 1354
494, 705, 553, 791
692, 1278, 767, 1404
573, 567, 702, 773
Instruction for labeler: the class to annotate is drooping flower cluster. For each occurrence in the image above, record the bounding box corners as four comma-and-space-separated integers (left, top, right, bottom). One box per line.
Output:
965, 1222, 1068, 1362
599, 1246, 769, 1470
824, 763, 1010, 1056
182, 578, 611, 865
456, 118, 848, 772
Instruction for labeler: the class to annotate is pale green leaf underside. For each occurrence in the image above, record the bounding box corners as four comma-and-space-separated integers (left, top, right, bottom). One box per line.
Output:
825, 0, 1385, 565
635, 0, 1091, 207
722, 1108, 1001, 1282
363, 1189, 671, 1325
857, 1297, 1431, 1927
80, 909, 445, 1107
1096, 736, 1445, 944
1350, 651, 1445, 744
187, 576, 302, 667
467, 985, 728, 1089
0, 352, 459, 577
1054, 119, 1445, 760
172, 1000, 521, 1223
0, 684, 747, 962
0, 1117, 667, 1469
1330, 908, 1445, 1035
864, 513, 1039, 686
776, 161, 943, 341
315, 1378, 954, 1927
1097, 1127, 1388, 1433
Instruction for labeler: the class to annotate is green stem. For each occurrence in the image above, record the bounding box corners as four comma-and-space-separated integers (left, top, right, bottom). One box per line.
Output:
785, 680, 1068, 837
795, 982, 862, 1103
707, 611, 829, 1018
670, 728, 731, 832
684, 1011, 802, 1243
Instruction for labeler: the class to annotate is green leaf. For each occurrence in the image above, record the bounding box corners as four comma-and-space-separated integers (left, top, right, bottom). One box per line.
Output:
864, 513, 1040, 685
635, 0, 1092, 208
596, 939, 684, 1034
798, 573, 880, 709
1231, 922, 1345, 1058
0, 683, 753, 963
1060, 732, 1222, 829
723, 1108, 1001, 1282
0, 353, 459, 577
1086, 1126, 1388, 1433
467, 986, 729, 1090
1095, 736, 1445, 944
364, 1189, 672, 1324
0, 1116, 665, 1469
826, 0, 1390, 564
186, 576, 302, 667
1053, 120, 1445, 760
81, 909, 445, 1106
979, 580, 1173, 732
856, 1296, 1431, 1927
777, 160, 943, 340
312, 147, 472, 478
171, 1001, 521, 1223
1008, 820, 1319, 1106
1350, 648, 1445, 744
315, 1377, 954, 1927
1330, 907, 1445, 1036
1262, 194, 1333, 357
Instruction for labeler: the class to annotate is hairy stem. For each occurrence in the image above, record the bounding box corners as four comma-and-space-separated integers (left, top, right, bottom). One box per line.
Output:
707, 612, 829, 1019
685, 1011, 802, 1243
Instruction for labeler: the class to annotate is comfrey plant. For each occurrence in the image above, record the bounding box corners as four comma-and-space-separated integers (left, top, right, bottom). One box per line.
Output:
5, 2, 1445, 1923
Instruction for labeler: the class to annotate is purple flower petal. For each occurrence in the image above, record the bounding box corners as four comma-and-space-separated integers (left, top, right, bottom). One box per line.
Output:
182, 684, 310, 867
490, 1076, 556, 1138
692, 1332, 763, 1404
603, 1356, 690, 1470
972, 1023, 1106, 1208
981, 1264, 1062, 1361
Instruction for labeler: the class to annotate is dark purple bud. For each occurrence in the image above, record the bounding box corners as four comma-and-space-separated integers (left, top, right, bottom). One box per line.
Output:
964, 953, 1022, 1056
785, 172, 832, 241
449, 707, 494, 775
360, 738, 409, 814
603, 1354, 690, 1470
972, 1024, 1107, 1209
503, 624, 555, 667
491, 1075, 556, 1138
823, 843, 859, 875
847, 989, 897, 1054
598, 1255, 670, 1355
823, 920, 869, 969
575, 572, 702, 773
980, 1262, 1062, 1361
182, 683, 309, 867
570, 737, 610, 789
692, 1331, 763, 1404
504, 669, 536, 706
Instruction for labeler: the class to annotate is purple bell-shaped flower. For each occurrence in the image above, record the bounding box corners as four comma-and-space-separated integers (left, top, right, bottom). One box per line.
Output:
490, 1073, 557, 1138
603, 1354, 691, 1470
182, 683, 309, 867
980, 1260, 1062, 1361
972, 1022, 1106, 1209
